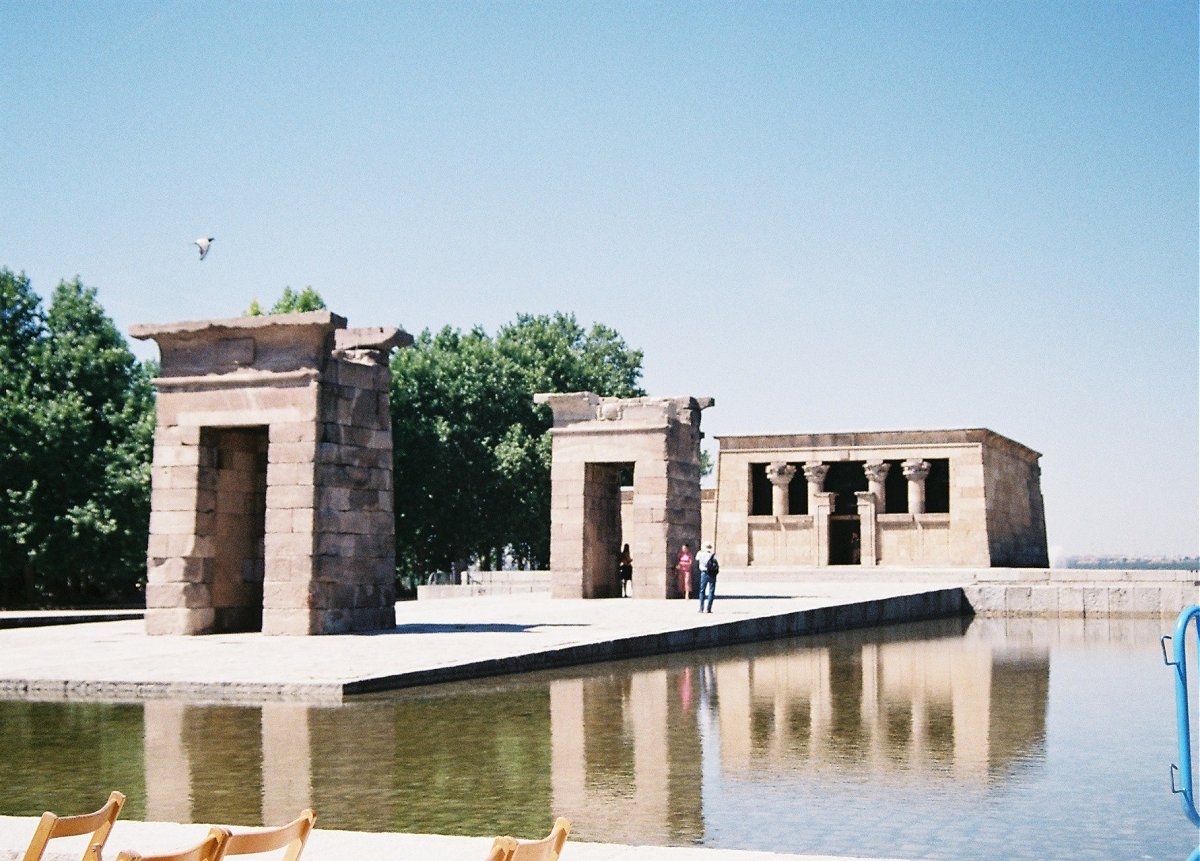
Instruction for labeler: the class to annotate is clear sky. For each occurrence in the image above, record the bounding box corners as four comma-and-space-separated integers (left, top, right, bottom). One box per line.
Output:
1, 2, 1196, 557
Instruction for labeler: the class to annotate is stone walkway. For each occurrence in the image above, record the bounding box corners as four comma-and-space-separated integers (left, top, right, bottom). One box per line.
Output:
0, 580, 966, 704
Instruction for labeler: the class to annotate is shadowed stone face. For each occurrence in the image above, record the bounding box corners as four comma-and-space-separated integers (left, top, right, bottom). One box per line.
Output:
133, 311, 411, 635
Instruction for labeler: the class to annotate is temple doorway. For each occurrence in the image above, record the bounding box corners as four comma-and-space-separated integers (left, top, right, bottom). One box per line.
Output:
581, 462, 634, 598
201, 427, 268, 632
829, 516, 861, 565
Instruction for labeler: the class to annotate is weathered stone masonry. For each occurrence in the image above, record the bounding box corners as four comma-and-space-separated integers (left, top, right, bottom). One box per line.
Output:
131, 311, 410, 635
537, 392, 713, 599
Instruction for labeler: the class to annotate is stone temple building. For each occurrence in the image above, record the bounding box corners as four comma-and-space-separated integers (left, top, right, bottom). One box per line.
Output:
708, 429, 1048, 569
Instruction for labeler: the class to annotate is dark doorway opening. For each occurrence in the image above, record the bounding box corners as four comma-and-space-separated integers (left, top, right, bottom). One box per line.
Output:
829, 517, 862, 565
582, 461, 632, 598
749, 464, 772, 515
884, 460, 908, 513
201, 426, 268, 633
925, 458, 951, 513
787, 463, 808, 516
824, 461, 867, 515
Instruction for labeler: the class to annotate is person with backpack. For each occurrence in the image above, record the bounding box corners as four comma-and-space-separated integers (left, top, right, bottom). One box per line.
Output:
696, 542, 719, 613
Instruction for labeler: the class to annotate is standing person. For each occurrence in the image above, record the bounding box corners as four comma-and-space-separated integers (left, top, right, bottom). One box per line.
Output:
696, 542, 719, 613
676, 543, 694, 600
619, 543, 633, 597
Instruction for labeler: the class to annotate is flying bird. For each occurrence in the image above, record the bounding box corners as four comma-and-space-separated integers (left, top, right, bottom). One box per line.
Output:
194, 236, 214, 260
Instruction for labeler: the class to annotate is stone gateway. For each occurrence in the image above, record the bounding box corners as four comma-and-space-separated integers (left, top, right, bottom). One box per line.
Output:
131, 311, 410, 635
536, 392, 714, 599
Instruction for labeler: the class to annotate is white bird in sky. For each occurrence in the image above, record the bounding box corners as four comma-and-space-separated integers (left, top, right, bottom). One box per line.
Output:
194, 236, 214, 260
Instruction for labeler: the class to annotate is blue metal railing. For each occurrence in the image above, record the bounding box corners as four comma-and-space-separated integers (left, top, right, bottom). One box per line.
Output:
1162, 604, 1200, 861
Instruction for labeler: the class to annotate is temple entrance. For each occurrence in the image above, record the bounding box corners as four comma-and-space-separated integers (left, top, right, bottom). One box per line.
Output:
581, 462, 633, 598
829, 516, 861, 565
536, 392, 713, 600
201, 427, 268, 632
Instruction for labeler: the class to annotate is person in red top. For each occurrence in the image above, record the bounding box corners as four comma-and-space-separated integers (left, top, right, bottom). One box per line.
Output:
676, 543, 694, 600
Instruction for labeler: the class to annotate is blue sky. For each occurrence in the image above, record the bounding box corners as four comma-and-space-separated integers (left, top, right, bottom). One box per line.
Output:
1, 2, 1195, 556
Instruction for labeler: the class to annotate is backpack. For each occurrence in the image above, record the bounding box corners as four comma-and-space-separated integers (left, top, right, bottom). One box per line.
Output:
705, 554, 719, 576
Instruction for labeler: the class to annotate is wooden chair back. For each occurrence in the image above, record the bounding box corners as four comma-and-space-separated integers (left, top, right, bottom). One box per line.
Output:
484, 836, 517, 861
21, 790, 126, 861
115, 827, 231, 861
507, 818, 571, 861
217, 809, 316, 860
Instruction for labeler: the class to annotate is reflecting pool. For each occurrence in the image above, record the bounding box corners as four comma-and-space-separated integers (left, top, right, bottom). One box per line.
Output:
2, 616, 1196, 859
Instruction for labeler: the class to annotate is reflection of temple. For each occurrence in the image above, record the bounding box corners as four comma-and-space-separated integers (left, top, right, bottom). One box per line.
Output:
144, 702, 327, 826
133, 619, 1057, 838
715, 621, 1049, 784
549, 670, 703, 845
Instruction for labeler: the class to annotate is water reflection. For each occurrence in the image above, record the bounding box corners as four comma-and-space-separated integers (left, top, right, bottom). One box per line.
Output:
713, 618, 1048, 786
5, 616, 1174, 854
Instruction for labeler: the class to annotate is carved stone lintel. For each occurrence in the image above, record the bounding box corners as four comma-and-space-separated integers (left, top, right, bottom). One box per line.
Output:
802, 461, 829, 486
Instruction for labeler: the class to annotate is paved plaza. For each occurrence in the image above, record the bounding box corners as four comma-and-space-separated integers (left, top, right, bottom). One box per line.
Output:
0, 579, 965, 704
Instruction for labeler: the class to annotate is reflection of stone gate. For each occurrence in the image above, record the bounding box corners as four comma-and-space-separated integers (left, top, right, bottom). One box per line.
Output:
535, 393, 713, 599
131, 311, 409, 635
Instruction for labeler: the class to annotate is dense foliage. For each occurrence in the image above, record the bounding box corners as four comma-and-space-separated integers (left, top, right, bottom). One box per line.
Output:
0, 270, 154, 606
1, 268, 646, 603
390, 312, 644, 581
245, 286, 327, 316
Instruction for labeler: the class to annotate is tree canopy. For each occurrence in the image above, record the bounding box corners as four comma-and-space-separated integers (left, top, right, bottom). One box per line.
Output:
390, 312, 644, 581
1, 267, 648, 604
245, 286, 326, 316
0, 270, 154, 606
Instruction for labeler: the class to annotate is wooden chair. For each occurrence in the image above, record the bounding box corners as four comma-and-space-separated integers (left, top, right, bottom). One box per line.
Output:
484, 836, 517, 861
115, 827, 231, 861
21, 790, 126, 861
216, 809, 316, 860
503, 818, 572, 861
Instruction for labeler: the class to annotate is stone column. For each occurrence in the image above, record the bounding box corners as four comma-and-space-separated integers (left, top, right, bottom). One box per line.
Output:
902, 459, 931, 514
803, 462, 829, 516
765, 462, 797, 517
863, 461, 890, 512
856, 491, 878, 565
812, 491, 836, 566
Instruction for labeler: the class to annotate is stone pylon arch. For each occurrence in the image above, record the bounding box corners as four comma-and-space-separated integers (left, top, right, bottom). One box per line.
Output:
535, 392, 714, 599
131, 311, 409, 635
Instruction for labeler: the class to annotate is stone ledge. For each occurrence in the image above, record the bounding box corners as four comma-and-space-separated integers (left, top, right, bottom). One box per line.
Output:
348, 588, 969, 695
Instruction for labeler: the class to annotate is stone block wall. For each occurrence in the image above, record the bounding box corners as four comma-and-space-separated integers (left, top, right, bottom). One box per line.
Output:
538, 393, 713, 599
133, 312, 409, 635
981, 436, 1049, 567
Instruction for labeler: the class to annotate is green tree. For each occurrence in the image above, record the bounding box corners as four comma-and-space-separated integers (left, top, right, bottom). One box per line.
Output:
390, 312, 643, 584
245, 286, 326, 315
0, 271, 154, 606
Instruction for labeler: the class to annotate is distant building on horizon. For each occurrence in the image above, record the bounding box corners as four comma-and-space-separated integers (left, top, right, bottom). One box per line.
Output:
702, 428, 1048, 569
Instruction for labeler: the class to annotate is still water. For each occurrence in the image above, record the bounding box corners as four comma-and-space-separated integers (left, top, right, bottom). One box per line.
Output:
2, 616, 1196, 860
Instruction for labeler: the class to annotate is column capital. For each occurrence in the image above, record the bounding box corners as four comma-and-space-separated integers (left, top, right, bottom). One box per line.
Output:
802, 461, 829, 485
863, 460, 891, 483
765, 461, 798, 487
902, 459, 931, 482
